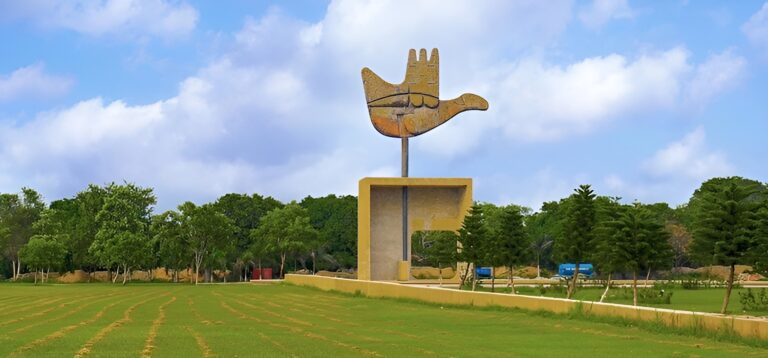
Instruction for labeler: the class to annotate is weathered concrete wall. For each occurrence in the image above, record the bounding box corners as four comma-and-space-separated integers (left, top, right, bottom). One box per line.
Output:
286, 274, 768, 340
358, 178, 472, 281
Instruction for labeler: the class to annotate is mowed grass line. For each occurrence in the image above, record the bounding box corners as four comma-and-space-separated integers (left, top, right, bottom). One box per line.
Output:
73, 291, 170, 357
5, 289, 157, 357
2, 283, 768, 357
0, 291, 113, 331
218, 292, 387, 357
236, 293, 443, 356
3, 290, 121, 336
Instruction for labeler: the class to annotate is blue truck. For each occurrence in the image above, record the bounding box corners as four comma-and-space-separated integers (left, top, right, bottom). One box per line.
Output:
557, 263, 594, 279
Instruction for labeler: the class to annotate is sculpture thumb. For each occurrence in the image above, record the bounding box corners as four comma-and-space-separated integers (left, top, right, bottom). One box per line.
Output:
438, 93, 489, 123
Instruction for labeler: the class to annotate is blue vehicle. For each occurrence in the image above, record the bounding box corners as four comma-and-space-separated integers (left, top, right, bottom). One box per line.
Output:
557, 263, 594, 279
474, 267, 492, 278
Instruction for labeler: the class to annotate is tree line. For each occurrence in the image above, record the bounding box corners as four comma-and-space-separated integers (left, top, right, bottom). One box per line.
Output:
2, 176, 767, 313
449, 176, 768, 314
0, 183, 356, 284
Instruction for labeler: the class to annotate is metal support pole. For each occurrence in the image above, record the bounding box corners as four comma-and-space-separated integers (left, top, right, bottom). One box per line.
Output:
401, 137, 408, 261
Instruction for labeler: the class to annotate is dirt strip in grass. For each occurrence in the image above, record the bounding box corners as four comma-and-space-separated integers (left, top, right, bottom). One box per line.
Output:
73, 293, 168, 358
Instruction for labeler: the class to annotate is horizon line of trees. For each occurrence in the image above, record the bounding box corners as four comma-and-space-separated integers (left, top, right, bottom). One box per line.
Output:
450, 176, 768, 314
0, 182, 356, 285
2, 176, 767, 313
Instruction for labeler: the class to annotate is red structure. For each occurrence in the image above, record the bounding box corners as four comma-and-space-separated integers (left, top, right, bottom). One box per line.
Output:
252, 268, 273, 280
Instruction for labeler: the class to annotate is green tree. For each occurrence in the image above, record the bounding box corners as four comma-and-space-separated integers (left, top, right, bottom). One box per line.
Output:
556, 184, 597, 299
19, 235, 67, 284
457, 203, 487, 290
0, 188, 45, 280
413, 231, 458, 286
300, 195, 357, 270
90, 183, 156, 285
180, 202, 236, 285
252, 203, 318, 278
603, 205, 671, 305
526, 202, 562, 278
214, 193, 282, 281
151, 211, 190, 282
495, 205, 529, 293
753, 203, 768, 275
690, 177, 765, 313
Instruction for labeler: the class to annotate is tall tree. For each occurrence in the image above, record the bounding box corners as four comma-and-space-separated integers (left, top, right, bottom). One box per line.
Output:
457, 203, 487, 290
495, 205, 529, 294
603, 205, 671, 306
0, 188, 45, 280
556, 184, 597, 299
690, 177, 765, 313
151, 211, 190, 282
526, 202, 562, 278
300, 195, 357, 270
71, 185, 108, 276
180, 202, 236, 285
252, 203, 317, 278
752, 203, 768, 275
214, 193, 282, 280
90, 183, 156, 285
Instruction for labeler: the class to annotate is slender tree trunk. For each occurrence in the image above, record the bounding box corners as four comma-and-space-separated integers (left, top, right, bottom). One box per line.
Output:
645, 267, 651, 287
471, 264, 478, 291
720, 264, 736, 314
491, 267, 495, 292
438, 265, 443, 287
11, 260, 17, 281
509, 268, 516, 295
536, 254, 541, 278
311, 251, 316, 275
258, 258, 263, 280
122, 265, 129, 285
280, 253, 286, 278
16, 257, 21, 279
195, 259, 200, 285
46, 267, 50, 283
599, 273, 612, 303
34, 270, 38, 284
459, 263, 471, 290
112, 266, 120, 284
632, 270, 638, 306
567, 263, 580, 299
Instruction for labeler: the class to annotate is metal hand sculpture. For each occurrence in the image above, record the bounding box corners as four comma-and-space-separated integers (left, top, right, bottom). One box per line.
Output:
361, 48, 489, 138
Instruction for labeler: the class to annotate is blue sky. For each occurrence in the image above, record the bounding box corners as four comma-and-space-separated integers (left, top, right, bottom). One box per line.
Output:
0, 0, 766, 211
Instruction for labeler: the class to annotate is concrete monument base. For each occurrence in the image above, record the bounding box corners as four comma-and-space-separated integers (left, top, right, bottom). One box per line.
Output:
357, 177, 472, 281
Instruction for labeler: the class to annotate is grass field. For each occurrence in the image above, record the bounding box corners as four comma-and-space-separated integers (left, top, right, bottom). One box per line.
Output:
480, 285, 768, 316
0, 283, 767, 357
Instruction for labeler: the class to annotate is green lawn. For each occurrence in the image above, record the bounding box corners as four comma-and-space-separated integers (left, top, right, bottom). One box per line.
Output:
0, 283, 766, 357
482, 285, 768, 316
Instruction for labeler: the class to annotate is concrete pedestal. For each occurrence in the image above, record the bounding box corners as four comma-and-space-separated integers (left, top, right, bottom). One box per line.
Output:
357, 177, 472, 281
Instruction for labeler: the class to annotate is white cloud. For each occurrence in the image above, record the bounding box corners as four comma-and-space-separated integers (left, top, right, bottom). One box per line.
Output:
743, 3, 768, 52
643, 127, 733, 180
0, 64, 72, 102
489, 48, 690, 142
686, 50, 746, 105
578, 0, 634, 29
4, 0, 198, 39
0, 1, 751, 210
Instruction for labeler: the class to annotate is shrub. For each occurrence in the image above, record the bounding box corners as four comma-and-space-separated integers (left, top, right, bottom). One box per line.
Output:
738, 288, 768, 311
619, 287, 673, 304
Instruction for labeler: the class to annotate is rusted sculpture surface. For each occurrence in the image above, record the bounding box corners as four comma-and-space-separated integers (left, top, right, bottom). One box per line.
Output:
361, 48, 489, 138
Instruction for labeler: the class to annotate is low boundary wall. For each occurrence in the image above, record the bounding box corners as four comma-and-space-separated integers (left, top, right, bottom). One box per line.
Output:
285, 274, 768, 340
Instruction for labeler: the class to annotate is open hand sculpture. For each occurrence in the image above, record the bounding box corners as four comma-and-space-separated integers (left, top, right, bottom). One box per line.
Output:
361, 48, 488, 138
